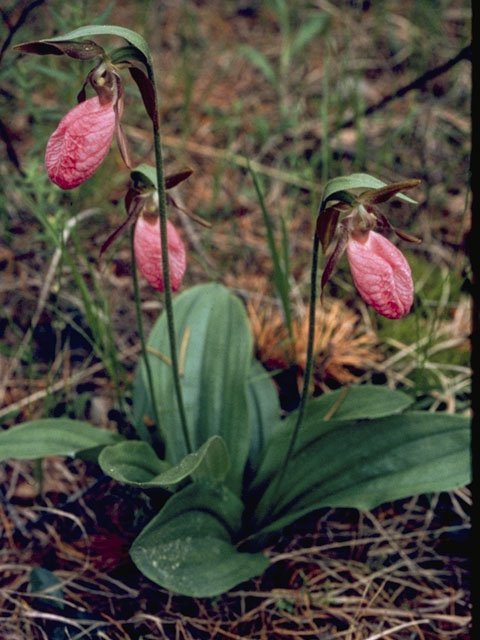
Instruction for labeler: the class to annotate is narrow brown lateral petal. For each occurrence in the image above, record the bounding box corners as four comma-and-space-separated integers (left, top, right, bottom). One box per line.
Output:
392, 227, 422, 243
14, 39, 104, 60
358, 179, 421, 205
166, 194, 212, 228
128, 65, 158, 126
100, 200, 143, 256
320, 225, 349, 298
316, 203, 350, 252
165, 169, 194, 190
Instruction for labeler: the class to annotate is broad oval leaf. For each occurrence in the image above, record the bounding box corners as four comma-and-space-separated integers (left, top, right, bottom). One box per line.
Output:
142, 283, 253, 495
131, 365, 155, 444
30, 567, 65, 610
250, 384, 414, 491
98, 441, 170, 485
251, 411, 470, 539
99, 436, 229, 488
314, 384, 414, 421
130, 481, 269, 597
0, 419, 122, 461
246, 360, 282, 476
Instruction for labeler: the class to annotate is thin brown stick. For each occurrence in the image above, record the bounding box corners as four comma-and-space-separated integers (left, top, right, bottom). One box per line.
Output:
336, 44, 472, 131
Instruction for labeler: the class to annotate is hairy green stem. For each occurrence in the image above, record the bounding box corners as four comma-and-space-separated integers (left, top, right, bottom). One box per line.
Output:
266, 231, 321, 516
146, 65, 192, 454
130, 227, 162, 437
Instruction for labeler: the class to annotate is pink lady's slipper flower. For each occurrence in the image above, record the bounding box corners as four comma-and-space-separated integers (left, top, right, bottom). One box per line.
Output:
44, 63, 128, 190
45, 96, 117, 189
134, 215, 186, 292
346, 230, 413, 319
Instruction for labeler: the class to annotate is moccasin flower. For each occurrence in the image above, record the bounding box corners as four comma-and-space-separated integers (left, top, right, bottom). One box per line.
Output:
45, 96, 118, 189
346, 229, 413, 319
134, 214, 186, 292
45, 63, 128, 190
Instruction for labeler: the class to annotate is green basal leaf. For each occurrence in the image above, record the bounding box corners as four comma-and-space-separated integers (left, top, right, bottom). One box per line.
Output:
251, 385, 414, 492
30, 567, 65, 611
321, 173, 417, 210
130, 481, 269, 597
251, 411, 470, 539
0, 419, 122, 461
131, 365, 155, 444
190, 436, 230, 483
99, 436, 229, 488
142, 283, 252, 495
313, 384, 414, 421
246, 360, 282, 475
99, 441, 170, 485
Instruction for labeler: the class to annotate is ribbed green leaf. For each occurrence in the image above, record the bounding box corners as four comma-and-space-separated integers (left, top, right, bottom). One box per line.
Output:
247, 360, 282, 474
0, 419, 122, 461
131, 366, 154, 444
98, 441, 170, 485
251, 412, 470, 538
99, 436, 229, 488
251, 385, 413, 491
30, 568, 65, 611
130, 481, 269, 597
142, 283, 252, 494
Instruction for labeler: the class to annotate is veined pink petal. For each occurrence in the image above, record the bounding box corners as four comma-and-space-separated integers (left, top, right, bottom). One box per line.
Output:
346, 230, 413, 319
134, 216, 186, 292
45, 96, 117, 189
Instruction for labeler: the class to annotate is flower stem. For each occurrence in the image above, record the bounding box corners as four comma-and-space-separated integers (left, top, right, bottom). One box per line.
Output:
266, 231, 321, 516
130, 227, 162, 438
147, 66, 192, 454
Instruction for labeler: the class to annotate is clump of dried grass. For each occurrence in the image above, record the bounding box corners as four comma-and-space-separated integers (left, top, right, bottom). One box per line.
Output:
247, 295, 382, 393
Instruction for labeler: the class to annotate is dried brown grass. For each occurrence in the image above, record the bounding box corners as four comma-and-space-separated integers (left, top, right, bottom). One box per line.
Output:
0, 457, 471, 639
